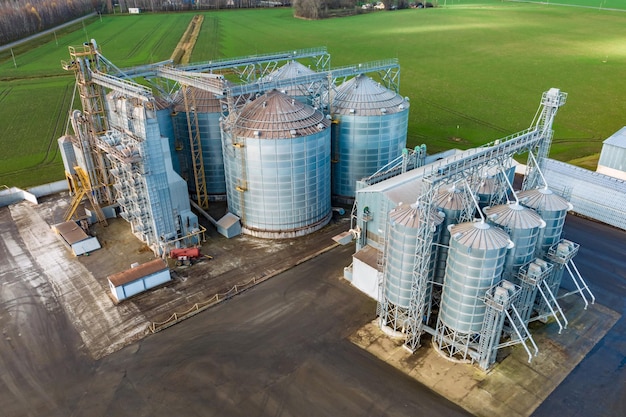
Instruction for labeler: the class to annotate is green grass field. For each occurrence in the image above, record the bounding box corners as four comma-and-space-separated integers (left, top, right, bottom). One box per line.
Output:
1, 2, 625, 187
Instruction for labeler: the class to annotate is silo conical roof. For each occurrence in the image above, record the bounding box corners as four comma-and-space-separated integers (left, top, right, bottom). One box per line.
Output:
450, 221, 511, 250
435, 186, 466, 211
332, 74, 409, 116
265, 61, 317, 97
267, 60, 316, 80
173, 86, 222, 113
154, 94, 173, 111
484, 202, 545, 230
390, 202, 444, 229
233, 89, 329, 139
475, 177, 498, 194
517, 187, 572, 212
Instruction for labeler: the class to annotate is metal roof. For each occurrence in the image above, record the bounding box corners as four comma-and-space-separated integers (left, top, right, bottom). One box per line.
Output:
450, 220, 511, 250
389, 202, 445, 228
484, 202, 545, 230
265, 61, 317, 97
353, 244, 380, 269
232, 89, 329, 139
435, 185, 466, 211
267, 60, 316, 80
475, 176, 498, 194
603, 126, 626, 148
108, 259, 168, 287
173, 86, 222, 113
332, 74, 408, 116
54, 221, 90, 245
517, 187, 572, 212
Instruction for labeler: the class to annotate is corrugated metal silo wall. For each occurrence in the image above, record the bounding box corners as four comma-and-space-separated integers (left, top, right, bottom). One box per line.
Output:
385, 219, 441, 309
332, 109, 408, 198
173, 111, 226, 196
439, 227, 508, 334
223, 129, 331, 234
485, 205, 543, 282
434, 205, 464, 284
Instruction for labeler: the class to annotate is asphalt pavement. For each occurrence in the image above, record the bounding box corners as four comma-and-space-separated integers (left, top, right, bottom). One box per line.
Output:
0, 204, 624, 416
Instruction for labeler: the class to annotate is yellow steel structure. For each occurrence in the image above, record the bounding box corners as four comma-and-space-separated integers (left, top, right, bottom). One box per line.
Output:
62, 42, 113, 206
64, 166, 107, 225
182, 87, 210, 209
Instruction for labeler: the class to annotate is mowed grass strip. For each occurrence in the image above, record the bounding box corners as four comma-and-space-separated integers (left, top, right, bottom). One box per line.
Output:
1, 5, 625, 188
506, 0, 626, 10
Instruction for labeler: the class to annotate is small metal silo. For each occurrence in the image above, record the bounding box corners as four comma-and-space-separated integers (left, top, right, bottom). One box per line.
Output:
433, 185, 473, 284
474, 176, 499, 210
331, 74, 409, 199
438, 220, 511, 335
221, 89, 331, 238
172, 87, 226, 198
382, 202, 444, 330
484, 202, 545, 282
517, 187, 572, 257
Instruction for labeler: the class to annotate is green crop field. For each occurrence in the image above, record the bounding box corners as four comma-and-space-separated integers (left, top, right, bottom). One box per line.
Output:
1, 1, 625, 188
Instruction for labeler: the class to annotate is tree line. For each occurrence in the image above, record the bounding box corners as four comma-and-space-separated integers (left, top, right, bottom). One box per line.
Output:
0, 0, 104, 46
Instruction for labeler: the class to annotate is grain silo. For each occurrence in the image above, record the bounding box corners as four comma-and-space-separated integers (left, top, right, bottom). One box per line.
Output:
381, 202, 444, 332
474, 176, 499, 210
221, 89, 331, 238
265, 60, 317, 105
517, 187, 572, 257
435, 220, 511, 359
172, 86, 226, 198
330, 74, 409, 199
484, 202, 545, 282
433, 185, 472, 285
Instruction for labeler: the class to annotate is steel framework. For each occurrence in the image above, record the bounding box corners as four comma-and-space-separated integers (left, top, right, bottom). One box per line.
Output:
384, 89, 568, 356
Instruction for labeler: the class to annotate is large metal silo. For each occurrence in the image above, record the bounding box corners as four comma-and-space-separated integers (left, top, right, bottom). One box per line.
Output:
382, 202, 444, 331
517, 187, 572, 257
221, 89, 332, 238
331, 74, 409, 199
265, 60, 317, 104
433, 185, 473, 284
484, 202, 545, 282
438, 221, 511, 335
172, 87, 226, 198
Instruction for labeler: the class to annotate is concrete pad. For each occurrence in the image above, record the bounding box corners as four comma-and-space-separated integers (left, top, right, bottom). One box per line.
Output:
351, 298, 620, 417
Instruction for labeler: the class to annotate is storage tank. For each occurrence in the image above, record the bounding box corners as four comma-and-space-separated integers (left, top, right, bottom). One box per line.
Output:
264, 60, 317, 104
517, 187, 572, 257
433, 185, 473, 284
484, 202, 545, 282
438, 220, 511, 334
330, 74, 409, 199
474, 176, 499, 210
172, 87, 226, 198
221, 89, 332, 238
383, 202, 444, 326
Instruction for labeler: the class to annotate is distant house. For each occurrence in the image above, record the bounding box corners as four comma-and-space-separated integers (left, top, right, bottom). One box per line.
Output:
597, 126, 626, 180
